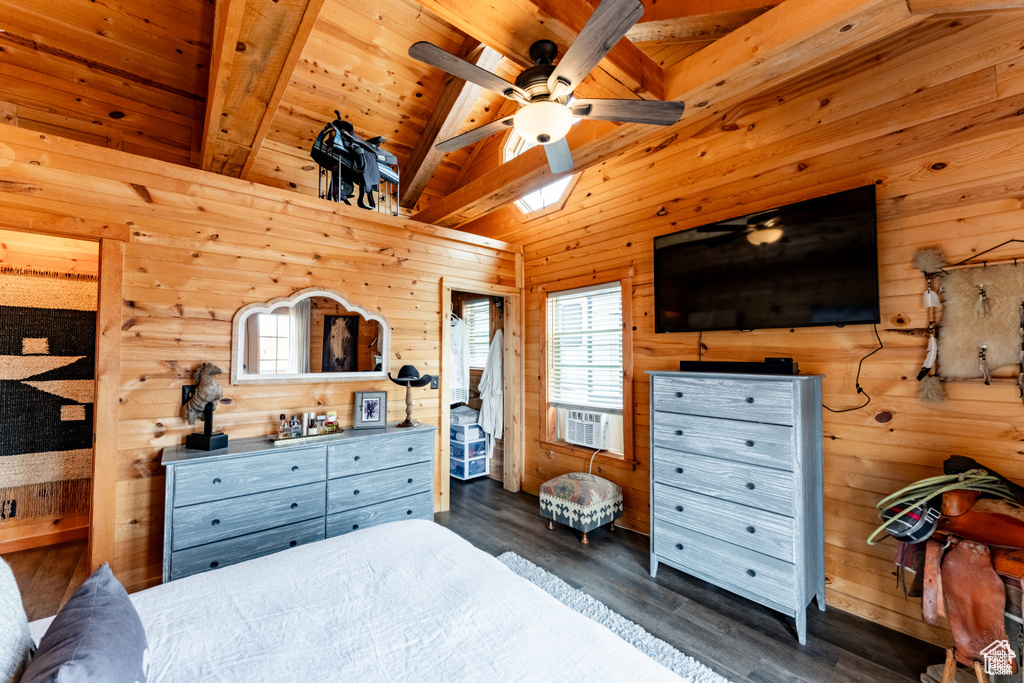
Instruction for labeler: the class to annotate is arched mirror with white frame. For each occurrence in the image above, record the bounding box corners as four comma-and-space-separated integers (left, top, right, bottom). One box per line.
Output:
231, 288, 390, 384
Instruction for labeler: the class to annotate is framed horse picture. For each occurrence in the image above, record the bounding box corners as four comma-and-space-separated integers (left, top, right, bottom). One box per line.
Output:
321, 315, 359, 373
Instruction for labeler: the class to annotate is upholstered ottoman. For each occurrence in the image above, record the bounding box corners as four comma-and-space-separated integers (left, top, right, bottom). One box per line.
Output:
540, 472, 623, 544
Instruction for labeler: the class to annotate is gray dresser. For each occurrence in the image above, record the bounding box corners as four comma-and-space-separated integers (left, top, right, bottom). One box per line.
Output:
162, 423, 435, 582
647, 371, 825, 644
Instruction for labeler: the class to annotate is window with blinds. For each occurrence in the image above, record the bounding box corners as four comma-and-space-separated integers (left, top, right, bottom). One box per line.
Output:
463, 298, 491, 368
547, 284, 623, 414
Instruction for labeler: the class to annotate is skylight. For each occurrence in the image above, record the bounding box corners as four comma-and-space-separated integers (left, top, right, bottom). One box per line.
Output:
503, 132, 575, 215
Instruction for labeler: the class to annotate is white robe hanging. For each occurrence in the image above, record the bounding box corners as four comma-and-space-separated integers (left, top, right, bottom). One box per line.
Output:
449, 317, 469, 404
478, 329, 503, 458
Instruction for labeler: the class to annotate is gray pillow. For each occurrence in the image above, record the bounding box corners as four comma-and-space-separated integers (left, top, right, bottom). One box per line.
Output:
20, 563, 149, 683
0, 556, 33, 683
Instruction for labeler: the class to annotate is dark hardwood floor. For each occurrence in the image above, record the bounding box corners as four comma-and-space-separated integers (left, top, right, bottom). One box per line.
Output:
436, 477, 943, 683
5, 477, 943, 682
4, 537, 89, 621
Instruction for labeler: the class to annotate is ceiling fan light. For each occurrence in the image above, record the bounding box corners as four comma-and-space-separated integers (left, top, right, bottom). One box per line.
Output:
747, 228, 783, 246
514, 101, 573, 146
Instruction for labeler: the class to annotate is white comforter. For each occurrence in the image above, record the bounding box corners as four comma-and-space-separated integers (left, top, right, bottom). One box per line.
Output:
33, 520, 680, 682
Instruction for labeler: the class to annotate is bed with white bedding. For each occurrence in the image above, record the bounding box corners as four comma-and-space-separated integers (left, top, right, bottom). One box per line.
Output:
30, 520, 680, 681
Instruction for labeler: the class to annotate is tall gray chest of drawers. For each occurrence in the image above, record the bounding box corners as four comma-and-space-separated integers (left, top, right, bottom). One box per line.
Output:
647, 371, 825, 644
162, 423, 435, 582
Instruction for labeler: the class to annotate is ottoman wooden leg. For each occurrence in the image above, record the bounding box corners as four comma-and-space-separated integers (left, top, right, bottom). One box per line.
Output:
547, 519, 554, 530
610, 521, 616, 531
581, 532, 589, 545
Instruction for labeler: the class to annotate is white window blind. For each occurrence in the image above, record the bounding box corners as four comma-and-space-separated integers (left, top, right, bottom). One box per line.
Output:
258, 313, 291, 374
547, 283, 623, 414
464, 298, 491, 368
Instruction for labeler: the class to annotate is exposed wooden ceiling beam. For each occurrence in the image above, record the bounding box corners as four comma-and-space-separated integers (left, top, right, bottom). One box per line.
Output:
400, 40, 503, 210
412, 0, 665, 100
637, 0, 783, 23
907, 0, 1024, 12
412, 0, 928, 228
201, 0, 327, 178
626, 6, 776, 44
200, 0, 245, 171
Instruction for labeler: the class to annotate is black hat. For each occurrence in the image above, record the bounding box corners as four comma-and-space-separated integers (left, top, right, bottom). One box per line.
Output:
388, 364, 432, 387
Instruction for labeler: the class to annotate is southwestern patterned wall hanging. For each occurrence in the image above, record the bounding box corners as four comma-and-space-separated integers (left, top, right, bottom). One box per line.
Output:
0, 266, 96, 521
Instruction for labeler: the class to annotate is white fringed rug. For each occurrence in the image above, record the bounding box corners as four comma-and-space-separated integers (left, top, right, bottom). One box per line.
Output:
497, 552, 731, 683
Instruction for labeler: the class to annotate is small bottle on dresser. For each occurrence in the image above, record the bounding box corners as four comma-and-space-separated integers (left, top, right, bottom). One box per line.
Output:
277, 414, 289, 439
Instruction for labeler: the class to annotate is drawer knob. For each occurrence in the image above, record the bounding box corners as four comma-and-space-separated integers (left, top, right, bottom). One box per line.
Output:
745, 440, 755, 447
353, 489, 360, 495
407, 478, 413, 484
212, 478, 221, 485
745, 397, 754, 404
354, 455, 360, 461
210, 561, 219, 568
747, 569, 757, 577
352, 524, 359, 530
675, 543, 684, 551
407, 509, 413, 515
746, 526, 756, 534
674, 429, 683, 436
289, 540, 297, 547
290, 502, 298, 509
675, 505, 683, 512
291, 465, 299, 472
408, 446, 414, 452
746, 482, 756, 490
675, 391, 683, 398
675, 467, 683, 474
211, 519, 220, 526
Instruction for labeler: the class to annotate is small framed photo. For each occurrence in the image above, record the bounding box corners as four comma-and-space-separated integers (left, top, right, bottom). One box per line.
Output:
353, 391, 387, 429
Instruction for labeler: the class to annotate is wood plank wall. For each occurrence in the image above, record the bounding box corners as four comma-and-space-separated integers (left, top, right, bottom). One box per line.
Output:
0, 228, 98, 276
463, 13, 1024, 646
0, 124, 518, 591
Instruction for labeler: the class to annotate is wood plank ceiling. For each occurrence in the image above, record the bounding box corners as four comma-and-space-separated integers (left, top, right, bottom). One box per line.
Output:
1, 0, 1018, 224
0, 0, 791, 219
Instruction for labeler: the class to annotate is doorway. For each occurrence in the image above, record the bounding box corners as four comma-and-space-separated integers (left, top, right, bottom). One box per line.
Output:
439, 278, 523, 512
0, 229, 98, 554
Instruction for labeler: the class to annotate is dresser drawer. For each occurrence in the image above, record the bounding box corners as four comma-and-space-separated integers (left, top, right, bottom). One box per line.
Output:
326, 491, 433, 537
651, 411, 794, 471
172, 447, 326, 507
170, 517, 324, 580
651, 375, 795, 425
328, 462, 432, 514
652, 448, 794, 516
652, 482, 795, 562
171, 481, 326, 551
654, 518, 797, 608
328, 432, 433, 478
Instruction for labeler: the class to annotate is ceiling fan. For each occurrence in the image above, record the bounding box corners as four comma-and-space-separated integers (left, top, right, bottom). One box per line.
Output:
407, 0, 685, 175
697, 211, 787, 246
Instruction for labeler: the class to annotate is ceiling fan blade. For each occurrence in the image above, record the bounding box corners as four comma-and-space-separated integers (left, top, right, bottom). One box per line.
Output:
544, 137, 574, 174
436, 116, 516, 154
571, 98, 684, 126
409, 42, 527, 102
547, 0, 645, 99
696, 225, 747, 233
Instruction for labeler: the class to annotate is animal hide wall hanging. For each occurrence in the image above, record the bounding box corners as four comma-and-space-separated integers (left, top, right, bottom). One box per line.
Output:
914, 244, 1024, 404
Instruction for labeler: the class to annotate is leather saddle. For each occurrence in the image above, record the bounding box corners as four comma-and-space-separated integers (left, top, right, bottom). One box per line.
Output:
909, 457, 1024, 681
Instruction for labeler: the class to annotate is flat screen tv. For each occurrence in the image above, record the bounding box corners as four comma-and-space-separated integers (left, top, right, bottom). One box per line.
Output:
654, 185, 879, 333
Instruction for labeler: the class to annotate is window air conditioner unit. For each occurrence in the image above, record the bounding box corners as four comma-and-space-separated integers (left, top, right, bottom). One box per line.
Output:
565, 410, 608, 449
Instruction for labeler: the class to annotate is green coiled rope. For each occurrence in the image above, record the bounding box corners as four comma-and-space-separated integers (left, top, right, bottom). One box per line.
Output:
866, 469, 1015, 545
